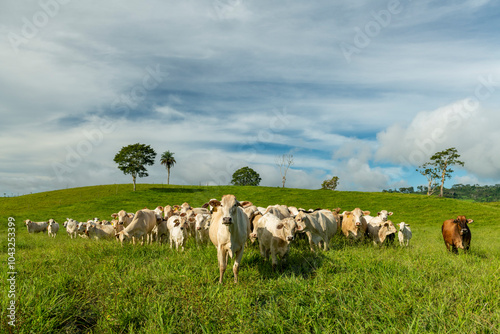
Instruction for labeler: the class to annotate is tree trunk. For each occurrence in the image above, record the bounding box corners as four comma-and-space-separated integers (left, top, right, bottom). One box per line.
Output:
439, 169, 446, 197
133, 175, 136, 192
167, 167, 170, 185
282, 176, 286, 188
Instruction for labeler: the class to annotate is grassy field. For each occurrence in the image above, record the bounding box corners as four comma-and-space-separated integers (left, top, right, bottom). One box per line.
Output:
1, 184, 499, 333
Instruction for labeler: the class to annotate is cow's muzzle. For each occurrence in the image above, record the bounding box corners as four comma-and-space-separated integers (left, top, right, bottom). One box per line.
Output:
287, 236, 294, 241
222, 217, 232, 225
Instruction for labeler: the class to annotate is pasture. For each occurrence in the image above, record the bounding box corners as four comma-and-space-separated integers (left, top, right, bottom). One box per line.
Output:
1, 184, 500, 333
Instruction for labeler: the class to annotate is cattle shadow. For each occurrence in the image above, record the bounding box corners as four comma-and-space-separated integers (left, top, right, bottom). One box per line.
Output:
245, 246, 326, 280
150, 187, 206, 194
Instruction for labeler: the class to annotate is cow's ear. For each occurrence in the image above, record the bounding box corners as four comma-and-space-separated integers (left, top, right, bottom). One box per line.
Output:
453, 219, 459, 224
467, 219, 474, 224
174, 222, 180, 227
209, 200, 221, 208
333, 208, 341, 214
202, 202, 209, 208
240, 201, 252, 207
276, 223, 284, 230
127, 213, 134, 218
180, 212, 186, 217
388, 212, 393, 216
364, 211, 371, 216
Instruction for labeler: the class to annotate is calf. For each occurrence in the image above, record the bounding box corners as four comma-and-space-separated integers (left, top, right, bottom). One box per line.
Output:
366, 219, 397, 245
398, 222, 412, 247
209, 195, 250, 284
47, 219, 59, 238
64, 218, 79, 239
170, 219, 188, 251
111, 210, 135, 228
25, 220, 48, 233
294, 209, 338, 251
442, 215, 473, 254
256, 214, 300, 270
195, 213, 212, 245
77, 221, 89, 238
364, 210, 393, 225
86, 223, 115, 240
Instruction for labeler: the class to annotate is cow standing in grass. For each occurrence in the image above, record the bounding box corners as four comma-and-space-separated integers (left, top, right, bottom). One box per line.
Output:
442, 215, 473, 254
209, 195, 250, 284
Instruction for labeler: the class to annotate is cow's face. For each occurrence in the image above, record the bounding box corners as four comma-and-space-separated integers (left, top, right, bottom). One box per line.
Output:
25, 219, 32, 226
455, 216, 472, 236
351, 208, 369, 227
279, 218, 299, 241
219, 195, 240, 225
294, 211, 308, 232
377, 210, 393, 222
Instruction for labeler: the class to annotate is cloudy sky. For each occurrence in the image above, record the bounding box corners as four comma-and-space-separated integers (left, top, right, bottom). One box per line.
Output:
1, 0, 500, 196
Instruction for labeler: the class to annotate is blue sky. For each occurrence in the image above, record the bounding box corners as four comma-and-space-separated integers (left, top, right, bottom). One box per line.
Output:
1, 0, 500, 195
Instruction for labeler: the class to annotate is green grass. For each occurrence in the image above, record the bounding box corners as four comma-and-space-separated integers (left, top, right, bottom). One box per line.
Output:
1, 184, 500, 333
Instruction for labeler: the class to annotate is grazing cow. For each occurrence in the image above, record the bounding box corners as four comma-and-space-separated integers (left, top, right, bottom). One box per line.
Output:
47, 219, 59, 238
364, 210, 393, 225
111, 210, 135, 228
294, 209, 338, 251
170, 219, 188, 251
442, 215, 473, 254
366, 219, 397, 245
25, 220, 48, 233
115, 209, 160, 246
209, 195, 250, 284
340, 208, 370, 241
195, 213, 212, 244
86, 223, 115, 240
64, 218, 79, 239
398, 222, 412, 247
254, 214, 301, 270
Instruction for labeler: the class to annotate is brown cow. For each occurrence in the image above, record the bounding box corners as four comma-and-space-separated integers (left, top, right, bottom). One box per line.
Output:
442, 215, 473, 254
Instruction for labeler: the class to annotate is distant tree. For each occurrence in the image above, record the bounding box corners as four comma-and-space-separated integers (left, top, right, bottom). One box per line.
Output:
417, 163, 440, 196
427, 147, 465, 197
321, 176, 339, 190
276, 154, 294, 188
160, 150, 176, 185
399, 187, 415, 194
231, 167, 261, 186
114, 143, 157, 191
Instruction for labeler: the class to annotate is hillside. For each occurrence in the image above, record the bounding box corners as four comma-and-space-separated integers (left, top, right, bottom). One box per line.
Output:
1, 184, 499, 333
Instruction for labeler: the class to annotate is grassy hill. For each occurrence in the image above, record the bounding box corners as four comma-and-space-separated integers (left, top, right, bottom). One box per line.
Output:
1, 184, 499, 333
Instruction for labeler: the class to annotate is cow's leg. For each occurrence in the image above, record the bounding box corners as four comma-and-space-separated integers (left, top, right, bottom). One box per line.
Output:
323, 238, 329, 251
218, 247, 228, 284
271, 246, 278, 271
306, 232, 315, 252
233, 246, 245, 284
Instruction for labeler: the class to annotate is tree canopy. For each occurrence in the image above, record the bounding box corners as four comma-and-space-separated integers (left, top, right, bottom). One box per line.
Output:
160, 150, 176, 185
231, 166, 261, 186
321, 176, 339, 191
113, 143, 157, 191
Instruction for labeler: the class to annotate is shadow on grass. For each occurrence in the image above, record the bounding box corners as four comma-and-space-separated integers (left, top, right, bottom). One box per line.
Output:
150, 187, 206, 194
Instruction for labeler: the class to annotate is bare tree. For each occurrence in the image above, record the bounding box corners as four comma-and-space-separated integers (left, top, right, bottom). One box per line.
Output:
275, 154, 294, 188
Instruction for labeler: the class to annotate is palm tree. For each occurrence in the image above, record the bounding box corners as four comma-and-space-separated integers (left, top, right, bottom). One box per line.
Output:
160, 151, 176, 185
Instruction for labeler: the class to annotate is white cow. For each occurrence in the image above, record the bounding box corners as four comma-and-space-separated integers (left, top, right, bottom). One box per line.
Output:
195, 213, 212, 244
254, 214, 300, 270
115, 209, 160, 246
209, 195, 250, 284
264, 205, 291, 219
77, 221, 89, 238
364, 210, 393, 225
295, 210, 338, 251
398, 222, 412, 247
25, 220, 48, 233
170, 219, 188, 251
111, 210, 135, 228
64, 218, 79, 239
366, 220, 397, 245
86, 223, 115, 240
47, 219, 59, 238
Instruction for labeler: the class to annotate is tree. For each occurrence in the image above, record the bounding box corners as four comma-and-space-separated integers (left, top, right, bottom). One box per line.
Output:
113, 143, 157, 191
416, 163, 440, 196
160, 150, 176, 185
321, 176, 339, 190
423, 147, 464, 197
276, 154, 294, 188
231, 167, 261, 186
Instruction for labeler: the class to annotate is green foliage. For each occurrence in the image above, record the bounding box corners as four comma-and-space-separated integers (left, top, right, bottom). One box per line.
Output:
321, 176, 339, 190
160, 150, 176, 185
231, 166, 261, 186
427, 147, 464, 197
1, 185, 500, 333
113, 143, 157, 191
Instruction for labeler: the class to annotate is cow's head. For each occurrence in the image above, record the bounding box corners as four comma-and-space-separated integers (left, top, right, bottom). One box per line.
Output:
279, 217, 301, 241
116, 230, 131, 245
294, 211, 308, 232
398, 222, 410, 230
212, 194, 241, 225
351, 208, 370, 227
377, 210, 393, 222
455, 216, 473, 235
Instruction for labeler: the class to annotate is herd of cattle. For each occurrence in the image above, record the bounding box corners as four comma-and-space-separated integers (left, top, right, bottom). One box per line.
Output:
24, 194, 473, 283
